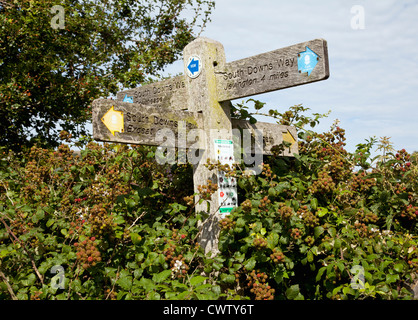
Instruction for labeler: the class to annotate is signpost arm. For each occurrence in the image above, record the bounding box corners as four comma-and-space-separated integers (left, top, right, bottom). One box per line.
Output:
183, 37, 232, 256
93, 36, 327, 257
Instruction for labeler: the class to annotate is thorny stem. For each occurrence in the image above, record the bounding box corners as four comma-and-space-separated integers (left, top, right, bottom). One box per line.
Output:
0, 215, 44, 285
0, 269, 17, 300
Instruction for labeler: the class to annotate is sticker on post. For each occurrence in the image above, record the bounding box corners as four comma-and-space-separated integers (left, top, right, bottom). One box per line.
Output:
101, 105, 124, 136
297, 46, 319, 76
122, 94, 133, 103
186, 55, 202, 79
214, 139, 237, 218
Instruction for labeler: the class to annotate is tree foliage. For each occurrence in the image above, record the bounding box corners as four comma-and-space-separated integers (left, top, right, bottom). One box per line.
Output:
0, 102, 417, 300
0, 0, 215, 151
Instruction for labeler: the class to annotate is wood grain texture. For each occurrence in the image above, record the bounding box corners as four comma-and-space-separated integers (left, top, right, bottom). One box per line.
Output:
216, 39, 329, 102
92, 98, 202, 147
231, 119, 298, 156
116, 75, 188, 110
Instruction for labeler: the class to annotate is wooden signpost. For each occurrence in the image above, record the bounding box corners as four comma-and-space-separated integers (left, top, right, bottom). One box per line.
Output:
216, 38, 329, 102
93, 99, 298, 157
93, 99, 203, 149
116, 75, 188, 111
93, 37, 329, 255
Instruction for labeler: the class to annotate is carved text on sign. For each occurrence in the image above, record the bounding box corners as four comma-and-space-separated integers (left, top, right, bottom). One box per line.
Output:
216, 39, 329, 102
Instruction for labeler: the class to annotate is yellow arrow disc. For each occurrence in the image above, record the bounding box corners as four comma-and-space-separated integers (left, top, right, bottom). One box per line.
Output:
282, 129, 296, 147
101, 106, 124, 136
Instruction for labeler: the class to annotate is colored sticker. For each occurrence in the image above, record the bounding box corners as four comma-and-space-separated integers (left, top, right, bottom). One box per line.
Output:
214, 139, 238, 218
298, 46, 319, 76
123, 94, 133, 103
101, 106, 124, 136
186, 55, 202, 79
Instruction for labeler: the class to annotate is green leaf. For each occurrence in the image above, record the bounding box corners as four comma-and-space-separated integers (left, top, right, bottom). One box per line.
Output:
334, 238, 342, 250
291, 199, 300, 211
310, 198, 318, 211
117, 276, 133, 291
244, 257, 256, 271
220, 274, 236, 285
317, 207, 328, 217
20, 205, 32, 213
233, 251, 245, 263
393, 263, 403, 273
176, 291, 191, 299
266, 233, 279, 249
386, 240, 394, 249
247, 99, 265, 110
337, 261, 345, 272
342, 286, 355, 296
286, 284, 301, 300
190, 275, 207, 286
125, 198, 136, 209
36, 209, 45, 221
257, 178, 268, 188
21, 273, 36, 287
0, 249, 11, 258
274, 269, 287, 284
307, 250, 314, 263
138, 277, 155, 291
328, 227, 336, 238
236, 217, 245, 228
71, 279, 82, 293
16, 291, 28, 300
169, 203, 187, 213
195, 283, 212, 291
172, 281, 188, 290
213, 262, 223, 271
386, 273, 399, 284
275, 181, 290, 194
314, 226, 324, 238
46, 219, 55, 227
316, 266, 327, 282
152, 270, 172, 283
130, 233, 142, 245
114, 215, 125, 225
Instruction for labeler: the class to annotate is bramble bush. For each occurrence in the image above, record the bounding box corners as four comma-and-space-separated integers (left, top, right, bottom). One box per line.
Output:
0, 0, 215, 151
0, 103, 417, 300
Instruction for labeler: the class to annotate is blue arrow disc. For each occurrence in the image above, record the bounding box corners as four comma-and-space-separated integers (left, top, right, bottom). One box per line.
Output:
187, 58, 199, 75
298, 47, 319, 76
123, 94, 133, 103
186, 55, 201, 78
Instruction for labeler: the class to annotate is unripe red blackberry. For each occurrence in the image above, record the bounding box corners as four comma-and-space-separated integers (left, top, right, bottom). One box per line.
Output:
246, 270, 274, 300
253, 237, 267, 249
270, 248, 285, 264
75, 236, 101, 269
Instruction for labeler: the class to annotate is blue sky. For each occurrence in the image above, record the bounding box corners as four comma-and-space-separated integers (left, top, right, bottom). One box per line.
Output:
163, 0, 418, 155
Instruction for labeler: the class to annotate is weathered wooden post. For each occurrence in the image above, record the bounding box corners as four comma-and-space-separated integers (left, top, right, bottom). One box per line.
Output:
183, 37, 232, 256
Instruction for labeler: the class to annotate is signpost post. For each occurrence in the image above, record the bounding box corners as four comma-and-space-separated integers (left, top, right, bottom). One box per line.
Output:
93, 37, 329, 255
